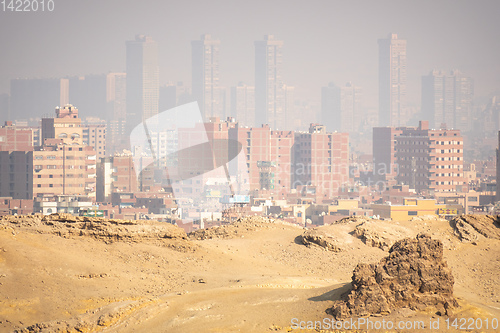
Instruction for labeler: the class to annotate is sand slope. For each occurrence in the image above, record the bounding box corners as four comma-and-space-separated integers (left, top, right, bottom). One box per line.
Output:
0, 215, 499, 332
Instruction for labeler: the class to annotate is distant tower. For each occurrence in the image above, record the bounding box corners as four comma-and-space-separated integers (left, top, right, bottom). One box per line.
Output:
126, 35, 159, 134
255, 35, 284, 129
322, 82, 362, 133
421, 70, 473, 130
192, 34, 221, 120
230, 82, 255, 127
378, 33, 407, 127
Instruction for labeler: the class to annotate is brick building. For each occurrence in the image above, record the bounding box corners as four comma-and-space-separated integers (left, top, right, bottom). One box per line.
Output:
0, 122, 34, 199
293, 124, 349, 199
394, 121, 464, 193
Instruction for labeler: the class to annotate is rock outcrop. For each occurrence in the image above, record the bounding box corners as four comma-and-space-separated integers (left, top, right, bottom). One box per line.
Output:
451, 215, 500, 243
353, 221, 412, 251
328, 234, 458, 319
0, 213, 188, 243
300, 228, 343, 252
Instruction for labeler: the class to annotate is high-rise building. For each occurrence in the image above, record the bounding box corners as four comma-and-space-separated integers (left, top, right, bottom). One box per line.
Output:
255, 35, 284, 129
36, 105, 97, 199
41, 104, 83, 145
82, 123, 106, 159
126, 35, 159, 134
106, 73, 127, 153
159, 82, 192, 112
229, 124, 294, 194
421, 70, 473, 131
283, 84, 295, 131
10, 78, 69, 123
322, 82, 362, 133
373, 126, 403, 184
378, 33, 407, 127
293, 124, 349, 198
68, 74, 107, 119
192, 35, 221, 120
97, 152, 137, 202
0, 122, 34, 199
0, 94, 9, 123
375, 121, 464, 193
230, 83, 255, 127
395, 121, 464, 193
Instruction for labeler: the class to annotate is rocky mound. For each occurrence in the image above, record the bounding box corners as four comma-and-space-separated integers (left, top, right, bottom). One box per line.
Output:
451, 215, 500, 243
334, 216, 371, 224
300, 228, 343, 252
189, 216, 300, 240
353, 221, 412, 251
328, 234, 458, 319
0, 213, 188, 243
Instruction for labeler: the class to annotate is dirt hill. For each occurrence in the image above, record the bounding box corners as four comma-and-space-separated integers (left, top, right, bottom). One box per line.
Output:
0, 214, 498, 332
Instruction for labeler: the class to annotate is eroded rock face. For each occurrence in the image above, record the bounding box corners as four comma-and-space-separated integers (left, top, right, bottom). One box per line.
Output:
328, 234, 458, 319
353, 221, 412, 251
0, 213, 188, 242
451, 215, 500, 243
301, 229, 343, 252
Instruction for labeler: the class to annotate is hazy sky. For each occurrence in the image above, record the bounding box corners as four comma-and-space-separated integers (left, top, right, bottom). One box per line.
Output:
1, 0, 499, 110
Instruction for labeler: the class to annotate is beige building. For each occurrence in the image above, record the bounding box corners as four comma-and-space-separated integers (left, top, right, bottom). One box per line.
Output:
36, 105, 97, 200
33, 142, 96, 199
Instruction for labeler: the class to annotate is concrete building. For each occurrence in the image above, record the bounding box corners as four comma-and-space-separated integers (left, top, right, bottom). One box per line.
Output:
82, 124, 106, 159
395, 121, 464, 193
421, 70, 474, 131
68, 74, 107, 119
33, 142, 97, 199
192, 35, 221, 120
371, 198, 445, 220
0, 122, 34, 199
255, 35, 285, 129
373, 127, 403, 184
126, 35, 159, 134
106, 73, 127, 154
159, 82, 192, 112
293, 124, 349, 199
41, 104, 82, 145
378, 33, 407, 127
10, 78, 69, 123
0, 94, 9, 124
229, 124, 294, 194
230, 83, 255, 127
96, 153, 137, 202
0, 151, 33, 199
322, 82, 362, 133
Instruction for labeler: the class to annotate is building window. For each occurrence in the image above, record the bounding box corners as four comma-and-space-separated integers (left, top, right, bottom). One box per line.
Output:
408, 211, 418, 216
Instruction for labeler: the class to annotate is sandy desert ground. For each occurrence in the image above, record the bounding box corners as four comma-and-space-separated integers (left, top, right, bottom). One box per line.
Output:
0, 213, 499, 332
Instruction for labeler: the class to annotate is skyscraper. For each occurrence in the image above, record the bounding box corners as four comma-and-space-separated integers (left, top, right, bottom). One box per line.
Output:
192, 34, 221, 120
10, 78, 69, 123
106, 73, 127, 153
321, 82, 362, 133
231, 83, 255, 127
255, 35, 284, 129
421, 70, 473, 131
126, 35, 159, 135
378, 33, 407, 127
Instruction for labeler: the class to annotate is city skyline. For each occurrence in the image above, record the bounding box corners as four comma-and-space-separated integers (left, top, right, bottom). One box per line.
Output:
1, 0, 499, 125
